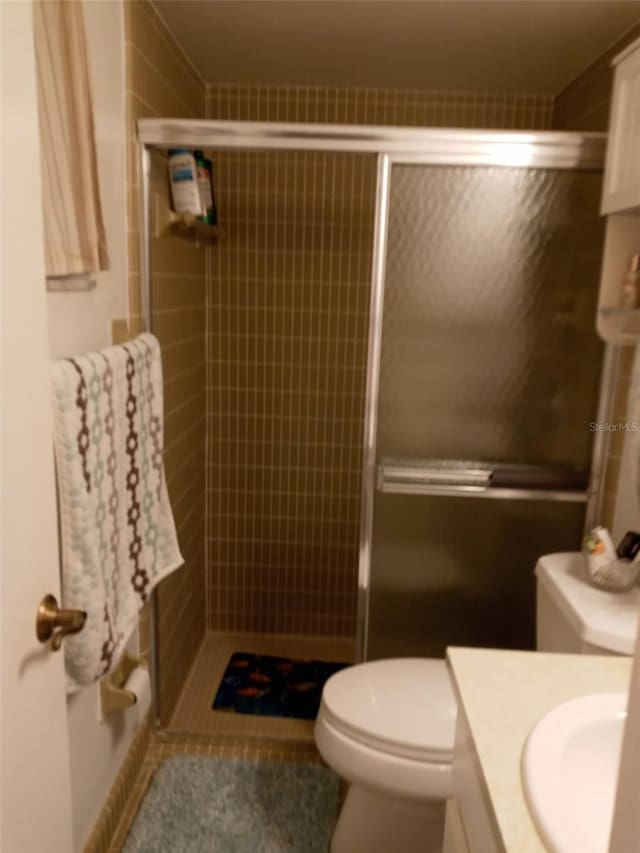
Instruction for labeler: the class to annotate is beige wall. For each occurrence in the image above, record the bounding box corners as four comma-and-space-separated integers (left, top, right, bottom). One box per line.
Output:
124, 0, 207, 724
552, 23, 640, 131
203, 84, 556, 639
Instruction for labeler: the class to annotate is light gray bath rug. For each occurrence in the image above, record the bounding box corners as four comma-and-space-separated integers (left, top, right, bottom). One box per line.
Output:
122, 755, 339, 853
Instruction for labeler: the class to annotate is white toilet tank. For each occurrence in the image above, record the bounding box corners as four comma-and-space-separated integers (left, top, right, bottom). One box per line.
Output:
535, 552, 639, 655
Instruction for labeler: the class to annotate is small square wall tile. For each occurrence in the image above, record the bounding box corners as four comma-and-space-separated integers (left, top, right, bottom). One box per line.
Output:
110, 318, 130, 345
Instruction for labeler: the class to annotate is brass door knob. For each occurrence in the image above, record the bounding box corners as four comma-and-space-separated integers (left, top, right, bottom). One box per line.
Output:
36, 594, 87, 651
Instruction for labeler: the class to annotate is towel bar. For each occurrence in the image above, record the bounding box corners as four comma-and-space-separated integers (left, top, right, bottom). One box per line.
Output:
377, 459, 589, 503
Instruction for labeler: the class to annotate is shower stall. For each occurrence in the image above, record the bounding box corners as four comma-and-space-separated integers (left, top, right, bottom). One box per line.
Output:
137, 122, 609, 737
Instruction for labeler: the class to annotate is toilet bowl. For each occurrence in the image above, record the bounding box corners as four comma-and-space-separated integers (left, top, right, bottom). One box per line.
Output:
314, 658, 456, 853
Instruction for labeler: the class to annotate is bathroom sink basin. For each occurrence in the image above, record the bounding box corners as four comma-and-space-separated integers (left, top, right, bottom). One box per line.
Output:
522, 692, 627, 853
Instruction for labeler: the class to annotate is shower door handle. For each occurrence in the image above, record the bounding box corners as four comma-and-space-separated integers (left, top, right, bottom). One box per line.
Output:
377, 459, 589, 503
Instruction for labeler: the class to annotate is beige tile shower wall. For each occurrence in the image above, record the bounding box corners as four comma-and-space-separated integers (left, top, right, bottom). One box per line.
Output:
204, 85, 554, 638
206, 149, 376, 636
124, 0, 206, 723
207, 84, 554, 129
552, 24, 640, 531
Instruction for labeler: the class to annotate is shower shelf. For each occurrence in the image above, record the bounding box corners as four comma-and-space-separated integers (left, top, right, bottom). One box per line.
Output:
164, 211, 224, 246
151, 196, 224, 247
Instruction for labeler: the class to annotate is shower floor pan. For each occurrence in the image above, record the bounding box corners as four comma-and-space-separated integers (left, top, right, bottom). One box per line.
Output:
168, 632, 355, 742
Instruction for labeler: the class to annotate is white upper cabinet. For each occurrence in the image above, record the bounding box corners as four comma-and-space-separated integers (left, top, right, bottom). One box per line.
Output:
601, 37, 640, 215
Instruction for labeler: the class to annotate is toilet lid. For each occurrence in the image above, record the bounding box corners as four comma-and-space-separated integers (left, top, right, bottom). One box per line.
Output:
319, 658, 457, 762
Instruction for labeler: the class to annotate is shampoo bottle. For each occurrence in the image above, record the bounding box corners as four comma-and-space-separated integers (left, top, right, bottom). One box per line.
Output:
167, 149, 203, 216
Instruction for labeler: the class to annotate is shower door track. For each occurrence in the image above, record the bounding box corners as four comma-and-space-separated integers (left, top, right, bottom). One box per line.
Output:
137, 121, 614, 721
138, 119, 605, 168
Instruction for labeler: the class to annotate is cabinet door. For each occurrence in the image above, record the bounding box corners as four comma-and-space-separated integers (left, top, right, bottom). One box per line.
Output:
602, 41, 640, 214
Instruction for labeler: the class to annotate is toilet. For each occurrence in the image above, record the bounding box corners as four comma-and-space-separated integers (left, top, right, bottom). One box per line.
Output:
315, 657, 455, 853
314, 552, 640, 853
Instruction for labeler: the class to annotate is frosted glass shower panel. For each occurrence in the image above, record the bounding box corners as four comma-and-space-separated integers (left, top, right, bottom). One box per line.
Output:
368, 493, 585, 659
367, 163, 605, 659
377, 165, 605, 467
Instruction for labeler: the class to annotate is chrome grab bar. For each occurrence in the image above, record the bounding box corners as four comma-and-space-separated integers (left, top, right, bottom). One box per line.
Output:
377, 459, 589, 503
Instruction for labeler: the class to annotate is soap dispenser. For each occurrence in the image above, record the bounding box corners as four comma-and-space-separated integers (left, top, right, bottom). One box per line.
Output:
620, 253, 640, 309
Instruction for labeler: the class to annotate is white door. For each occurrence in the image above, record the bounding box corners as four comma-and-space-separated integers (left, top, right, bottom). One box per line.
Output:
1, 2, 74, 851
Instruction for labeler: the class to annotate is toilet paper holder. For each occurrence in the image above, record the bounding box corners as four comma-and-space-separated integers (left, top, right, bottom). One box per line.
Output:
100, 650, 146, 717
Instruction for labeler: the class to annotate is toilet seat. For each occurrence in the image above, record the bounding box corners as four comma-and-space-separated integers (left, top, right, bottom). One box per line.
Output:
318, 658, 456, 763
315, 711, 454, 802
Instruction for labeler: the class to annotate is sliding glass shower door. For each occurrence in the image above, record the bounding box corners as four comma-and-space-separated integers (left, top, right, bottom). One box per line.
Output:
366, 162, 606, 659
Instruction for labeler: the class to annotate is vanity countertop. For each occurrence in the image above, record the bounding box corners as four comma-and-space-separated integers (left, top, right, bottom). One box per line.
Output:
446, 647, 632, 853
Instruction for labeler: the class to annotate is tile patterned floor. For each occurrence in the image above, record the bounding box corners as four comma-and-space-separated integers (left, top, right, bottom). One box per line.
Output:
167, 632, 356, 741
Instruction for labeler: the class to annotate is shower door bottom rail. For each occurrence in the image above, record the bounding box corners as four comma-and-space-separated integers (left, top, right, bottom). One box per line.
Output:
377, 459, 590, 503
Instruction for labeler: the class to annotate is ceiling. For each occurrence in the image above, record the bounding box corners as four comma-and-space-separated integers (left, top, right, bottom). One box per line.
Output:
152, 1, 640, 93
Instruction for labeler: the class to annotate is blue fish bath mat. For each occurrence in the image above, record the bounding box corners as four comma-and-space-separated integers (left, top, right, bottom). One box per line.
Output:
123, 755, 339, 853
213, 652, 349, 720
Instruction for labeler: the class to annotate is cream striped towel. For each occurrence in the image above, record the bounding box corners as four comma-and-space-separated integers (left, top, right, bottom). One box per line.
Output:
50, 333, 183, 690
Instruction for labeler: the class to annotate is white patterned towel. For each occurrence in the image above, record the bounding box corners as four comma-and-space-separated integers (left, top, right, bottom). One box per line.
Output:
50, 333, 183, 691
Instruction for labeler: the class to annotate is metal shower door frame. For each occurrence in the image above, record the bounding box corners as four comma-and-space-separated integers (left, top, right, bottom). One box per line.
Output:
136, 120, 611, 715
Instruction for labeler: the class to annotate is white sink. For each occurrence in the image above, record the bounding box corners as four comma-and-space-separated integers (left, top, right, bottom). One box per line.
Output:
522, 692, 627, 853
